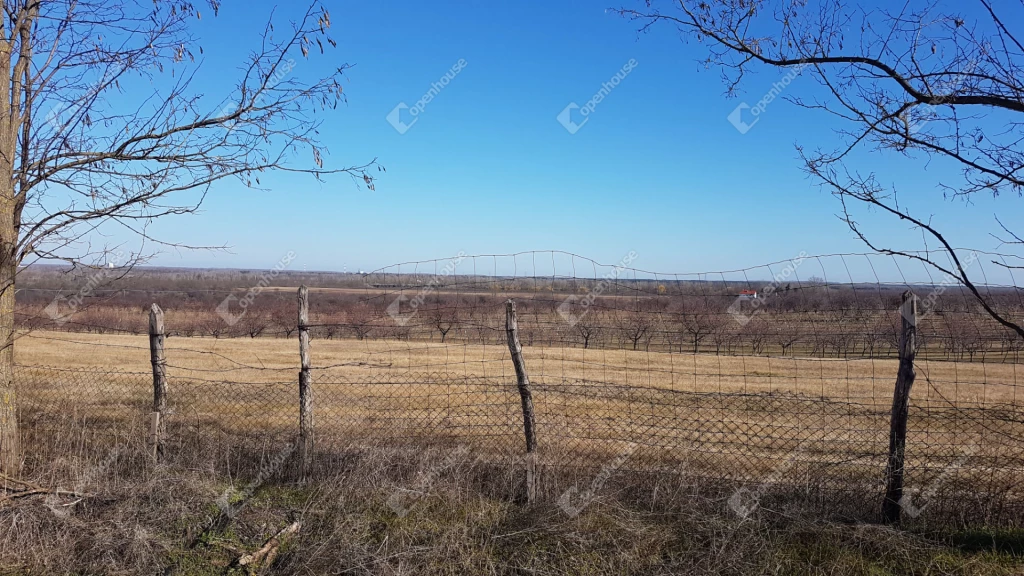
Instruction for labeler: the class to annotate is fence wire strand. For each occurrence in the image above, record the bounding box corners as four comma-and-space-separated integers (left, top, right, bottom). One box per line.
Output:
13, 250, 1024, 525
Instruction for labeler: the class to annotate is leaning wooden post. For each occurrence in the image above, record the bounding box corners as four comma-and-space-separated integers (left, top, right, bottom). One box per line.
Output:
297, 285, 314, 476
505, 299, 537, 503
148, 304, 167, 461
883, 291, 918, 524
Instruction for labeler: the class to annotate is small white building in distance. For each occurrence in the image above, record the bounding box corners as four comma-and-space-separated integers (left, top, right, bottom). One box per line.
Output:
737, 289, 758, 301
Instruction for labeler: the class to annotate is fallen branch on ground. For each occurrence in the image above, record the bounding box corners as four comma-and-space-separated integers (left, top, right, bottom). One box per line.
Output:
0, 474, 40, 490
0, 487, 92, 504
232, 521, 302, 570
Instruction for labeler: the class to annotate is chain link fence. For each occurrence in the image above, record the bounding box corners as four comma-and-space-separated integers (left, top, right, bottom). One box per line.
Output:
13, 251, 1024, 525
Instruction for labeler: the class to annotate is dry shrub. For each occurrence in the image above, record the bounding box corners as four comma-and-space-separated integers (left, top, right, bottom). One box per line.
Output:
0, 417, 1021, 576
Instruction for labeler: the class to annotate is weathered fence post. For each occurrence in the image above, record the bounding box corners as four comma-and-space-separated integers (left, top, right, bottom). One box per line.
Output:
883, 291, 918, 524
149, 304, 167, 461
505, 299, 537, 503
297, 285, 313, 476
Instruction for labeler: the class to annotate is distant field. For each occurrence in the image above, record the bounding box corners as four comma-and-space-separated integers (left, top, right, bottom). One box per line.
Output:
14, 330, 1020, 403
18, 261, 1024, 363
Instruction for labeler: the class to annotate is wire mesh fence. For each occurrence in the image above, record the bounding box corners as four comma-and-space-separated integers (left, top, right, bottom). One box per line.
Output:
12, 250, 1024, 526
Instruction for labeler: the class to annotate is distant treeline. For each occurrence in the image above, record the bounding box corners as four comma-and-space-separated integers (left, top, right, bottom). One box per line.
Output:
13, 265, 1024, 362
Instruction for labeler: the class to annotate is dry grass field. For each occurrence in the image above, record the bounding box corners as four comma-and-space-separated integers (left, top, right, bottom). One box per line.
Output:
7, 331, 1024, 575
14, 330, 1024, 492
15, 330, 1022, 404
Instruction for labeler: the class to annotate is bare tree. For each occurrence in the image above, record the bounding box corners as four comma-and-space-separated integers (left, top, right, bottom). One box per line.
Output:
710, 321, 736, 355
0, 1, 377, 470
272, 308, 297, 338
241, 310, 270, 339
616, 306, 655, 351
347, 304, 376, 341
678, 300, 718, 354
429, 303, 458, 343
204, 317, 226, 339
1001, 326, 1024, 362
620, 0, 1024, 341
880, 311, 903, 358
771, 319, 801, 357
574, 312, 604, 349
744, 315, 769, 355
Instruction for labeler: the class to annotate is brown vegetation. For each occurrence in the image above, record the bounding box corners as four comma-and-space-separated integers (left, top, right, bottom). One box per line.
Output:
13, 266, 1024, 363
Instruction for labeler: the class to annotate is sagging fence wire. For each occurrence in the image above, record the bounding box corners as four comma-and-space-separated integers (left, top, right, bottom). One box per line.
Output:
11, 250, 1024, 525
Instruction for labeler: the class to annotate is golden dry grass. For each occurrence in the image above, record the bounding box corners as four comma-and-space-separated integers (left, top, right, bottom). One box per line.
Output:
12, 330, 1024, 504
15, 329, 1023, 406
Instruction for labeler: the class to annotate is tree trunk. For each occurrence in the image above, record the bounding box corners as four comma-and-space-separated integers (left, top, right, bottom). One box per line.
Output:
0, 215, 19, 474
0, 113, 20, 475
0, 4, 31, 475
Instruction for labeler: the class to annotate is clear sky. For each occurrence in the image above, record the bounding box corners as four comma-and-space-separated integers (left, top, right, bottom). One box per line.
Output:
123, 1, 1021, 282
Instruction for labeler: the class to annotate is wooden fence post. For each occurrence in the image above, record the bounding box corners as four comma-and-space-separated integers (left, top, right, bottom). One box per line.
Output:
149, 303, 167, 461
883, 291, 918, 524
298, 285, 313, 476
505, 299, 537, 503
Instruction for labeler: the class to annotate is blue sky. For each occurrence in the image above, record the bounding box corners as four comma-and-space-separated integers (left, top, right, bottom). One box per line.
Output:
124, 1, 1021, 282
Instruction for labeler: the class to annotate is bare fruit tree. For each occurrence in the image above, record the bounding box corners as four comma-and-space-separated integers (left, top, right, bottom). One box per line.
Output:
429, 299, 459, 343
0, 1, 378, 472
573, 311, 604, 349
347, 304, 377, 341
615, 306, 656, 351
619, 0, 1024, 340
677, 300, 718, 354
